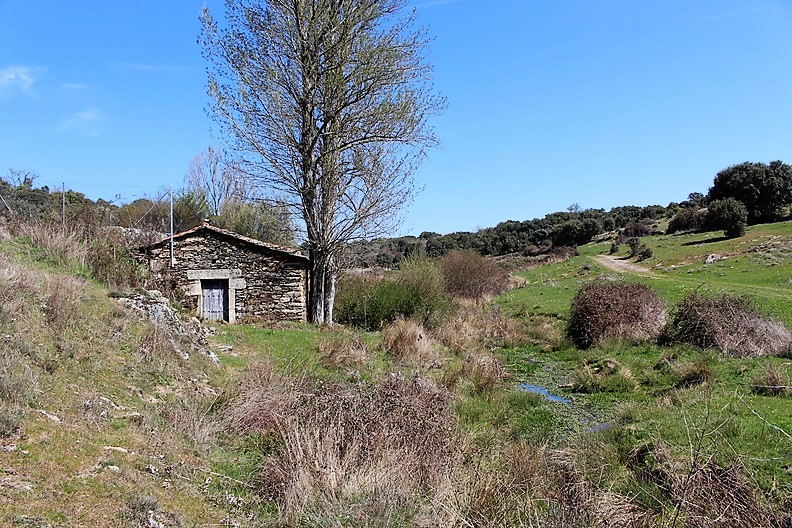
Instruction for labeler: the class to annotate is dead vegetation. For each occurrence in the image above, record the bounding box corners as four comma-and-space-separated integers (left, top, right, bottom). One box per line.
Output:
380, 317, 438, 364
751, 362, 791, 396
567, 280, 667, 348
224, 366, 455, 524
317, 333, 372, 368
433, 303, 527, 354
461, 352, 510, 392
665, 292, 792, 357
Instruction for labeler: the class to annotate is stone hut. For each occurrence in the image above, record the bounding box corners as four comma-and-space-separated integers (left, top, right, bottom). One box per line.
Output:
142, 222, 309, 323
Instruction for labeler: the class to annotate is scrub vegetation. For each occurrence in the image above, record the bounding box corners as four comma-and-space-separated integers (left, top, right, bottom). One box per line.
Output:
3, 214, 792, 527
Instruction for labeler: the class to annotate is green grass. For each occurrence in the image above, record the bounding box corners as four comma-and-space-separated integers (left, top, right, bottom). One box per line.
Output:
503, 221, 792, 325
494, 221, 792, 499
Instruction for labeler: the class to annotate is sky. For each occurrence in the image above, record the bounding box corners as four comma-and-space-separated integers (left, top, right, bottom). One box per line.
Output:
2, 0, 792, 236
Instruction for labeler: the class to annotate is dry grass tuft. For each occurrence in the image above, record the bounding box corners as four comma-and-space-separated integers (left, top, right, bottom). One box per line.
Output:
461, 352, 509, 392
0, 340, 38, 405
666, 292, 792, 357
14, 220, 88, 269
381, 317, 437, 364
568, 280, 667, 349
751, 362, 791, 396
433, 304, 526, 354
317, 333, 371, 369
225, 370, 455, 523
671, 358, 713, 388
43, 275, 82, 332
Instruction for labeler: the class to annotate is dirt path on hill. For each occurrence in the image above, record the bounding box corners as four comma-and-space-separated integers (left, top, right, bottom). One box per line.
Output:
593, 255, 659, 277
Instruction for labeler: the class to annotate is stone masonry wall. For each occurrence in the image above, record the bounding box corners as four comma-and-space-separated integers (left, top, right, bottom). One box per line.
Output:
146, 230, 308, 323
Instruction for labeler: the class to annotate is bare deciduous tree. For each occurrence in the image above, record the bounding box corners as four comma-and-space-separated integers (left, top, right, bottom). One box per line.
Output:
186, 146, 251, 216
200, 0, 443, 323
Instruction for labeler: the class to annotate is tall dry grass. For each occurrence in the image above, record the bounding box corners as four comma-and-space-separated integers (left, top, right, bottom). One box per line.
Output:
380, 317, 438, 365
316, 333, 372, 369
225, 366, 455, 524
433, 303, 527, 355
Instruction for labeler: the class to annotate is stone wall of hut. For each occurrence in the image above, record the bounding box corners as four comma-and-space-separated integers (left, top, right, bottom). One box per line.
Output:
146, 230, 308, 323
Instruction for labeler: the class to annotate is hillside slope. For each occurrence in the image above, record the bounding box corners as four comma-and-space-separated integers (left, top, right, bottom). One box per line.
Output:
0, 234, 233, 526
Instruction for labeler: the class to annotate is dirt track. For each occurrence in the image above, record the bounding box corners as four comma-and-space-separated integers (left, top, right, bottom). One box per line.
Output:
593, 255, 658, 276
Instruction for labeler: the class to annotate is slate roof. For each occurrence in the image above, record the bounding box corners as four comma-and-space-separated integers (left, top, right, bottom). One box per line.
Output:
144, 221, 309, 262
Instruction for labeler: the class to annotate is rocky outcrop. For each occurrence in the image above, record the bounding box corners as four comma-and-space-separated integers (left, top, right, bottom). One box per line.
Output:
114, 289, 218, 362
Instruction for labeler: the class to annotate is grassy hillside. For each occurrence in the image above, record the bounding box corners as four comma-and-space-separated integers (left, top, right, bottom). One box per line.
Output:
0, 228, 233, 526
2, 220, 790, 527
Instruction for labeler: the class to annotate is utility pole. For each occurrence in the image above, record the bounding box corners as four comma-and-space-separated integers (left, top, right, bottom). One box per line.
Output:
62, 182, 66, 227
170, 186, 175, 267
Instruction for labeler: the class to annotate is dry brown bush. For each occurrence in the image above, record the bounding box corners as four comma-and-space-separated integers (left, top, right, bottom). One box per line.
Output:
224, 362, 300, 434
461, 352, 509, 392
670, 461, 774, 528
439, 250, 509, 300
666, 292, 792, 357
568, 280, 667, 348
317, 334, 371, 369
380, 317, 437, 364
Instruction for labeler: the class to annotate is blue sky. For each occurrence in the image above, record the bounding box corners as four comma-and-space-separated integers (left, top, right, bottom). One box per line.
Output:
2, 1, 791, 236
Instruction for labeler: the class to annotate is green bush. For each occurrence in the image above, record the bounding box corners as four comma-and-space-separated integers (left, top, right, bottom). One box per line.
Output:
706, 198, 748, 238
667, 208, 707, 234
335, 257, 454, 330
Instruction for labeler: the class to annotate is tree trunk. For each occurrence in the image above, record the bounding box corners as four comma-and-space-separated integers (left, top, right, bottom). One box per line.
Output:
309, 249, 326, 324
309, 249, 338, 325
323, 266, 336, 325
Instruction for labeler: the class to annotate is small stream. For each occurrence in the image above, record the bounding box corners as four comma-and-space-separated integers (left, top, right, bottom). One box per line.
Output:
520, 383, 571, 403
519, 382, 611, 433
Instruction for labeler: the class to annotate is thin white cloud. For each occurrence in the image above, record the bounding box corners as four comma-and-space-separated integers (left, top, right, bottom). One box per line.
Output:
57, 107, 105, 136
62, 82, 92, 90
0, 65, 46, 95
109, 62, 190, 73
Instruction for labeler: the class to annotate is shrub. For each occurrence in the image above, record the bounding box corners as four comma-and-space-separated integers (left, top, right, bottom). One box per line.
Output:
665, 293, 792, 357
87, 233, 148, 288
334, 258, 454, 330
608, 241, 620, 255
439, 250, 509, 300
706, 198, 748, 238
626, 237, 642, 257
567, 280, 667, 348
667, 208, 707, 234
621, 220, 653, 240
636, 245, 653, 261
